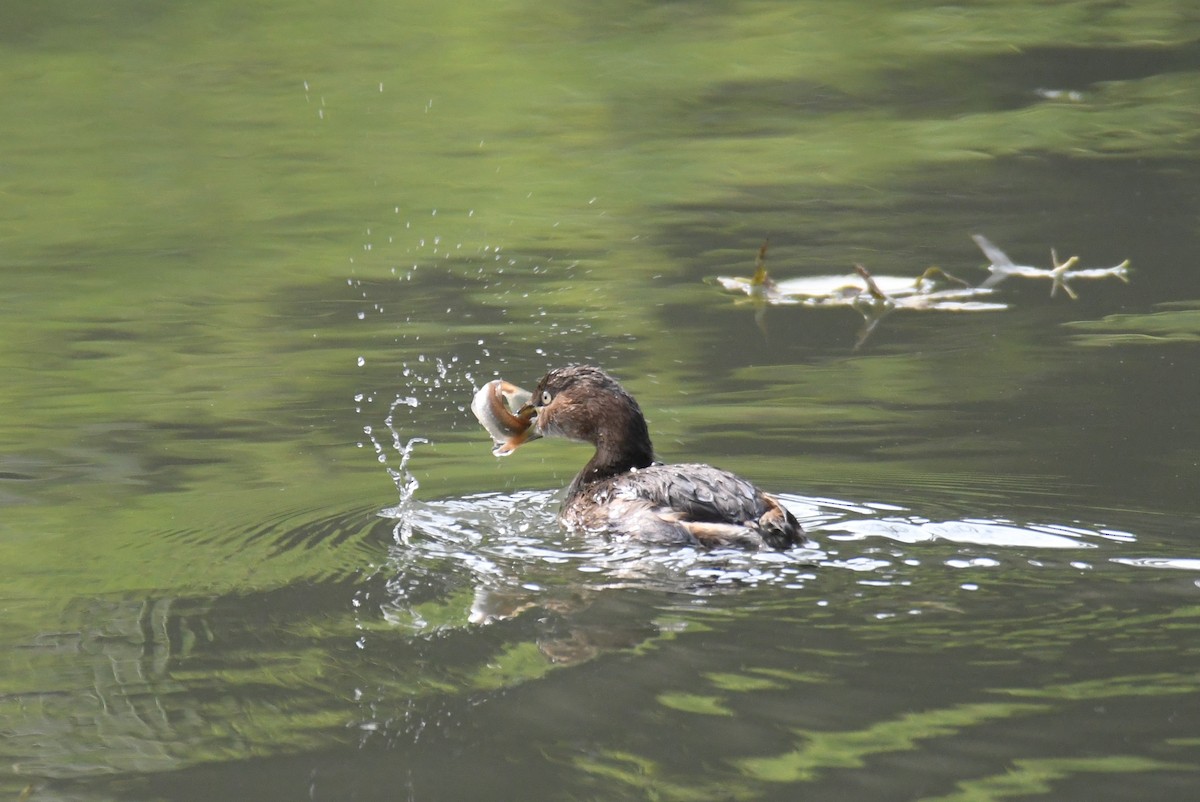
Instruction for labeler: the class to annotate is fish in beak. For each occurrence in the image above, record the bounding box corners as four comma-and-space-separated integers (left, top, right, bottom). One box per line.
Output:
470, 380, 541, 457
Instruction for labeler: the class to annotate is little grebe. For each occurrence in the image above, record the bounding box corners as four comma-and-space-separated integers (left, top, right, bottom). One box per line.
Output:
504, 365, 802, 550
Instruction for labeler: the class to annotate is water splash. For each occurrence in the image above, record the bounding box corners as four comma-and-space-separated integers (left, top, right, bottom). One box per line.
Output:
367, 394, 427, 535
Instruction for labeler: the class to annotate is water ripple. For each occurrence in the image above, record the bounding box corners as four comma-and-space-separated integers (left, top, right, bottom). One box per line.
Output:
370, 488, 1145, 635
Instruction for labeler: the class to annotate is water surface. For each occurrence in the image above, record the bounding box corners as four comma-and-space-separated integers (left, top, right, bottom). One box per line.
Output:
2, 1, 1199, 800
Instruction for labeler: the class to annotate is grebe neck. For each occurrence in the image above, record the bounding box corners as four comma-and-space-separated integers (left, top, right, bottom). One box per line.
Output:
568, 405, 655, 495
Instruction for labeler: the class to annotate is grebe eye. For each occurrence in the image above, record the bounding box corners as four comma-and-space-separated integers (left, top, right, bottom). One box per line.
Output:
540, 390, 553, 405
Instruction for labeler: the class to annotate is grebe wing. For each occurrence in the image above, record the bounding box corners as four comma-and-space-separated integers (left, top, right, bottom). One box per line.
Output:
646, 463, 768, 523
615, 463, 801, 549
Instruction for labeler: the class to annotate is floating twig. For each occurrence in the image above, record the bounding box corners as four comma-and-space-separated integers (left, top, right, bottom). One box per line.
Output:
973, 234, 1128, 299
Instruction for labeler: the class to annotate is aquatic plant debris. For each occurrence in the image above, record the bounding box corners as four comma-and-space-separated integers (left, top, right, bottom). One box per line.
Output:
712, 236, 1131, 346
973, 234, 1130, 299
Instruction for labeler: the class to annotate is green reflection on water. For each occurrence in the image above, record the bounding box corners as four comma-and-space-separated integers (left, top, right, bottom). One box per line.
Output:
1067, 303, 1200, 345
0, 595, 357, 778
570, 664, 1200, 798
658, 692, 736, 717
466, 641, 560, 691
705, 671, 788, 692
997, 671, 1200, 701
572, 750, 728, 802
737, 701, 1048, 782
919, 755, 1197, 802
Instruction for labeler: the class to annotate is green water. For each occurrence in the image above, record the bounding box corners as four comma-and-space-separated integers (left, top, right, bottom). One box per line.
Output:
2, 1, 1199, 799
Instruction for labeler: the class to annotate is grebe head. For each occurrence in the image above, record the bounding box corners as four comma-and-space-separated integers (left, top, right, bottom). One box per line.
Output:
507, 365, 656, 474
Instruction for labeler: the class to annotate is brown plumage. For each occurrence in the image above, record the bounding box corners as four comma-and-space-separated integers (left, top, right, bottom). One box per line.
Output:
512, 365, 803, 550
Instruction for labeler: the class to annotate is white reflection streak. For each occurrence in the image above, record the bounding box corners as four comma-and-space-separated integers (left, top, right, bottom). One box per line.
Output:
1110, 557, 1200, 571
824, 517, 1101, 549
